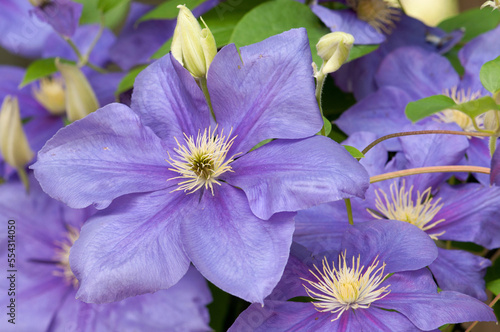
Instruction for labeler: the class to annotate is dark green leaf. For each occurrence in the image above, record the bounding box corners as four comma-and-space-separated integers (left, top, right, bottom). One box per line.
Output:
348, 44, 379, 62
405, 95, 456, 122
438, 8, 500, 43
98, 0, 129, 14
444, 45, 464, 76
20, 58, 75, 87
229, 0, 330, 67
115, 65, 148, 95
487, 278, 500, 295
480, 55, 500, 94
74, 0, 130, 28
343, 145, 364, 158
138, 0, 207, 22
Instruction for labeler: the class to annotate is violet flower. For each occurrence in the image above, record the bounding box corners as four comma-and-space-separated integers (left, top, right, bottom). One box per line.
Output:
295, 127, 500, 300
32, 29, 369, 304
30, 0, 83, 38
0, 177, 212, 332
229, 221, 496, 331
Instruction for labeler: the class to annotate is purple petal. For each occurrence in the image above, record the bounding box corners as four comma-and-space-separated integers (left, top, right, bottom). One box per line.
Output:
492, 143, 500, 185
0, 0, 54, 58
375, 46, 459, 100
208, 29, 323, 155
87, 71, 126, 107
31, 0, 82, 37
131, 54, 212, 148
341, 220, 438, 273
342, 131, 388, 176
380, 290, 495, 330
459, 25, 500, 95
466, 137, 492, 186
430, 248, 490, 301
181, 184, 295, 303
433, 183, 500, 249
311, 5, 385, 44
71, 190, 192, 303
335, 86, 414, 151
32, 103, 173, 209
225, 136, 369, 220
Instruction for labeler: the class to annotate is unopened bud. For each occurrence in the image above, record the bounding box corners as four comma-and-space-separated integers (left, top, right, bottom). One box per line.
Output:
33, 77, 66, 115
484, 110, 500, 131
316, 32, 354, 75
56, 59, 99, 122
0, 96, 34, 169
171, 5, 217, 78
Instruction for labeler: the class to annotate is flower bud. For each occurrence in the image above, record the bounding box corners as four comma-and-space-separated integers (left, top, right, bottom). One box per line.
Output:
484, 110, 500, 131
0, 96, 34, 169
316, 32, 354, 76
481, 0, 500, 11
55, 59, 99, 122
32, 76, 66, 115
171, 5, 217, 78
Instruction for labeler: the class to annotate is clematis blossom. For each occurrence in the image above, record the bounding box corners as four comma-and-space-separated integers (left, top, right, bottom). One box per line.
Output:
229, 221, 496, 331
32, 29, 369, 304
0, 177, 212, 332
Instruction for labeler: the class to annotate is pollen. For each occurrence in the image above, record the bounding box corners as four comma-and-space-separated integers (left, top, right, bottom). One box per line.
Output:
167, 127, 239, 195
53, 225, 80, 288
32, 76, 66, 116
435, 87, 483, 132
368, 181, 445, 240
302, 253, 390, 321
347, 0, 400, 34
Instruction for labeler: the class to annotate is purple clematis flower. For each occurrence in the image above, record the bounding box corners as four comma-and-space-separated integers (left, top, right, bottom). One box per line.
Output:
229, 221, 496, 331
491, 146, 500, 185
31, 0, 83, 38
295, 127, 500, 300
0, 177, 212, 332
32, 29, 370, 304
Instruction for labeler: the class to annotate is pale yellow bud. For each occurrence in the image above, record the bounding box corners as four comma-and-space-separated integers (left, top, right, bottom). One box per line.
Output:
400, 0, 458, 26
484, 110, 500, 131
316, 32, 354, 75
55, 59, 99, 122
32, 77, 66, 115
481, 0, 500, 11
0, 96, 34, 169
171, 5, 217, 78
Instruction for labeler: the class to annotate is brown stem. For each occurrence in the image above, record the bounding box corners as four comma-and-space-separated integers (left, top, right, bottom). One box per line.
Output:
370, 166, 491, 184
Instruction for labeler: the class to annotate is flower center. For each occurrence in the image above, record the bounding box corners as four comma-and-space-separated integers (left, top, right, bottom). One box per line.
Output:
302, 253, 390, 321
435, 87, 483, 132
167, 127, 239, 195
32, 77, 66, 116
368, 181, 445, 240
347, 0, 400, 34
53, 225, 79, 288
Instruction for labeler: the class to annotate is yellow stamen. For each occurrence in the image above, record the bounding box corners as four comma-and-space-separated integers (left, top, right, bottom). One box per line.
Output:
368, 181, 445, 240
167, 126, 239, 195
347, 0, 400, 34
302, 253, 390, 321
53, 225, 79, 288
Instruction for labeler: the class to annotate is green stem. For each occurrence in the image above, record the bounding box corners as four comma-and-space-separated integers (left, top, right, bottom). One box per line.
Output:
199, 77, 215, 121
64, 37, 83, 60
315, 73, 326, 136
370, 166, 490, 184
17, 168, 29, 193
361, 130, 493, 156
344, 198, 354, 226
82, 13, 105, 65
489, 136, 498, 157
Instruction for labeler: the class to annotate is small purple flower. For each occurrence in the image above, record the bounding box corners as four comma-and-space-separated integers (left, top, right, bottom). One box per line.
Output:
0, 178, 212, 332
295, 128, 500, 300
229, 221, 496, 331
32, 29, 369, 304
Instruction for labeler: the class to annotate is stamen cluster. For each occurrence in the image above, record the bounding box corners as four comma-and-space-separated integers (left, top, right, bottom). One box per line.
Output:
302, 253, 390, 321
347, 0, 400, 34
369, 181, 446, 240
167, 127, 238, 195
436, 87, 483, 132
53, 225, 80, 288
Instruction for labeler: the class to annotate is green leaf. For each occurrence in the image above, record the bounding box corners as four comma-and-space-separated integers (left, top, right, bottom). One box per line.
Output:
115, 65, 148, 95
249, 138, 273, 152
480, 55, 500, 94
348, 44, 379, 62
319, 116, 332, 136
138, 0, 207, 22
405, 95, 456, 122
19, 58, 75, 87
97, 0, 129, 14
343, 145, 364, 159
438, 8, 500, 43
487, 279, 500, 295
453, 96, 500, 118
74, 0, 130, 29
229, 0, 330, 67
